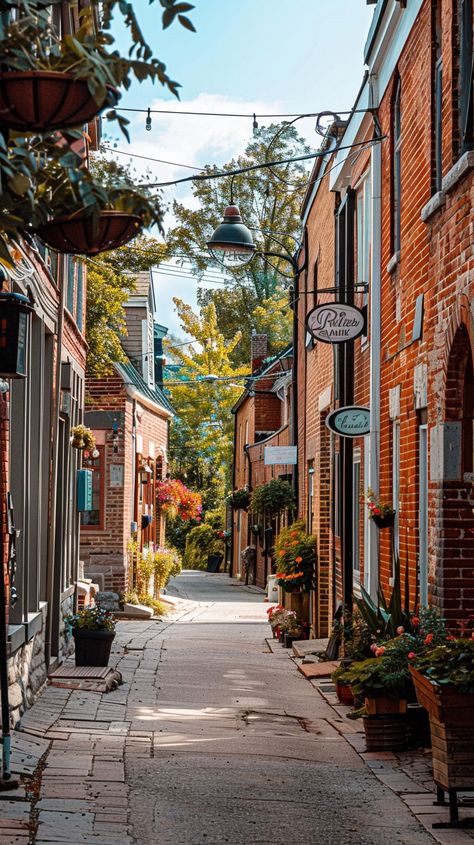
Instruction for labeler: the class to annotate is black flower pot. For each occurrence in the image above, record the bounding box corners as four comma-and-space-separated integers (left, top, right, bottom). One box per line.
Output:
372, 511, 396, 529
72, 628, 116, 667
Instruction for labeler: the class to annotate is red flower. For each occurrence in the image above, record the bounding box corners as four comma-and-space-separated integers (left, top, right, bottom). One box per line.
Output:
424, 633, 434, 645
372, 507, 381, 516
411, 616, 420, 627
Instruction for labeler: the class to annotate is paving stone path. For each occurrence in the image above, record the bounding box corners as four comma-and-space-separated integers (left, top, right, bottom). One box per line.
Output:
0, 573, 471, 844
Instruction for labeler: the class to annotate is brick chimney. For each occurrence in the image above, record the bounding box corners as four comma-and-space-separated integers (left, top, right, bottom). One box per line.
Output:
251, 331, 268, 373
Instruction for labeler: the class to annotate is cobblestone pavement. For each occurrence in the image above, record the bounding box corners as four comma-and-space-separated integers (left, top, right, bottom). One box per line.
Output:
0, 572, 469, 844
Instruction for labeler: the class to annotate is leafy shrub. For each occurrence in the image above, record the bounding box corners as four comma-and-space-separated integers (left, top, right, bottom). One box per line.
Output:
273, 521, 316, 592
184, 524, 224, 570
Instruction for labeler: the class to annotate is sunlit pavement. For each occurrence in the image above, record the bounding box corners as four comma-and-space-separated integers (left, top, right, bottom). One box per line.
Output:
0, 571, 437, 845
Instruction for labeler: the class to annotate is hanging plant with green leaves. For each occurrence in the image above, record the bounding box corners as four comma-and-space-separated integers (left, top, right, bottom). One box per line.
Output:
249, 478, 295, 518
0, 0, 195, 264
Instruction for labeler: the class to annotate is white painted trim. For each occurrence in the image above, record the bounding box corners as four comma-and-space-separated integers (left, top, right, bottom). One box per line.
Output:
124, 383, 173, 419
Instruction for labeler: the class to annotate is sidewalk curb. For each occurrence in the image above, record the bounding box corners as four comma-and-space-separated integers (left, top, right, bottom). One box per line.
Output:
290, 651, 474, 845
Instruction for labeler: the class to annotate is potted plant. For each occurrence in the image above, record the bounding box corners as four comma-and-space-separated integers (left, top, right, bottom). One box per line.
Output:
250, 479, 295, 519
68, 605, 116, 667
409, 639, 474, 825
366, 487, 396, 529
331, 664, 355, 706
70, 424, 96, 451
0, 3, 186, 134
227, 487, 251, 510
274, 522, 316, 595
266, 605, 286, 639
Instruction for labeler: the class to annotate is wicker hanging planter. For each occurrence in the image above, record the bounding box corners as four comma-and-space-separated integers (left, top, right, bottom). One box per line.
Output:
0, 71, 117, 132
35, 210, 142, 256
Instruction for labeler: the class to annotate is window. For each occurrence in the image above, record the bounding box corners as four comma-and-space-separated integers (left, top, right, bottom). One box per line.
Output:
392, 421, 400, 569
81, 447, 105, 530
434, 1, 443, 192
392, 76, 402, 255
307, 461, 314, 534
76, 261, 84, 331
459, 0, 474, 153
66, 256, 75, 315
353, 453, 361, 580
334, 451, 341, 537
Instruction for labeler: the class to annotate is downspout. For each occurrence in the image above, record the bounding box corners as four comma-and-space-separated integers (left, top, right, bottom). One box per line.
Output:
45, 269, 64, 668
229, 410, 237, 578
368, 138, 382, 599
342, 188, 356, 613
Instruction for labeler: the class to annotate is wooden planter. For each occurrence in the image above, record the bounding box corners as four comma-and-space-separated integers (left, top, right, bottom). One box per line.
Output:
0, 71, 117, 132
363, 714, 407, 751
410, 666, 474, 826
365, 696, 407, 716
36, 211, 142, 256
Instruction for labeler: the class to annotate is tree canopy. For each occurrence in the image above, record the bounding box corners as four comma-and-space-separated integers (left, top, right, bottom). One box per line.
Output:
165, 124, 310, 365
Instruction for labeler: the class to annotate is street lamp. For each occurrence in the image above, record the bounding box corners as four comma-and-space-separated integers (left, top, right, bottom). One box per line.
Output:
206, 205, 256, 269
207, 202, 306, 516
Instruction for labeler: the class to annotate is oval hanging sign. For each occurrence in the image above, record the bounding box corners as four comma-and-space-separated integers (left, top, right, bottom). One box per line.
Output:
325, 406, 370, 438
306, 302, 366, 343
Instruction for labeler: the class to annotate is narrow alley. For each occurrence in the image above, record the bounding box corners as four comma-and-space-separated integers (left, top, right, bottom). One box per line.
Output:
1, 573, 440, 845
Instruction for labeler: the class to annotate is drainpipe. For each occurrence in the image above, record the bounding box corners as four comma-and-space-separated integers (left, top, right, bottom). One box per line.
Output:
229, 410, 237, 578
368, 140, 382, 599
45, 267, 64, 668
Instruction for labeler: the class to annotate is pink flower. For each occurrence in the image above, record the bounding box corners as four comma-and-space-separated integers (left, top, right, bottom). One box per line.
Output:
375, 646, 385, 657
397, 626, 404, 635
408, 652, 415, 660
370, 643, 378, 653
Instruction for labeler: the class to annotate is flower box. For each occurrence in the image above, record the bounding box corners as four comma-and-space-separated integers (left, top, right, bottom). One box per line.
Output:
364, 696, 407, 716
409, 666, 473, 726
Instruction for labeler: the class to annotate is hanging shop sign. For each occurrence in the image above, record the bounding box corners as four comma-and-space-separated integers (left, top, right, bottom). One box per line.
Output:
306, 302, 365, 343
325, 406, 370, 438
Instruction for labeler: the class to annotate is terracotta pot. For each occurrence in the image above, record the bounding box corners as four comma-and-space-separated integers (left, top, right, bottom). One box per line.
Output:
336, 681, 354, 706
0, 71, 118, 132
36, 210, 142, 256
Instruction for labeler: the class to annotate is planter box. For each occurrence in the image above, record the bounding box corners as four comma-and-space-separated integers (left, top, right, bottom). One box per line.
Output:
409, 666, 473, 725
372, 512, 395, 529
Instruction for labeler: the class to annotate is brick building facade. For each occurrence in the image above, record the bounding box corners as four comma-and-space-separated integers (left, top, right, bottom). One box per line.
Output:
80, 271, 173, 595
290, 0, 474, 636
231, 335, 293, 588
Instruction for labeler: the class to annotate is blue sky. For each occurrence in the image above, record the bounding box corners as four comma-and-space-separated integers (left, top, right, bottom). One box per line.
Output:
107, 1, 375, 337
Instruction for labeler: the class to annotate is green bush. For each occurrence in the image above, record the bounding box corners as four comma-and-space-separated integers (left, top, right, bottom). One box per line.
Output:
184, 524, 224, 570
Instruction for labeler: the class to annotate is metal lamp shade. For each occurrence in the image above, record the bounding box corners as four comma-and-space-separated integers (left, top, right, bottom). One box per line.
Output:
36, 211, 142, 256
0, 72, 118, 132
207, 205, 256, 269
0, 292, 33, 378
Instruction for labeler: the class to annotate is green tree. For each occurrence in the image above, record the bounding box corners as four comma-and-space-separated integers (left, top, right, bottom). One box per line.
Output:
85, 232, 166, 377
165, 298, 248, 478
165, 125, 309, 364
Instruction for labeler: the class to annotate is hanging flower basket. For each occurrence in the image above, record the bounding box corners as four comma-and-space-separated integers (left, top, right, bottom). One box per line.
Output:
372, 512, 396, 529
0, 71, 118, 132
36, 210, 142, 256
70, 425, 96, 451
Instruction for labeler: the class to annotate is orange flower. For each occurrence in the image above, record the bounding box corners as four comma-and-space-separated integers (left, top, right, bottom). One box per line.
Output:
295, 556, 303, 563
278, 550, 286, 557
